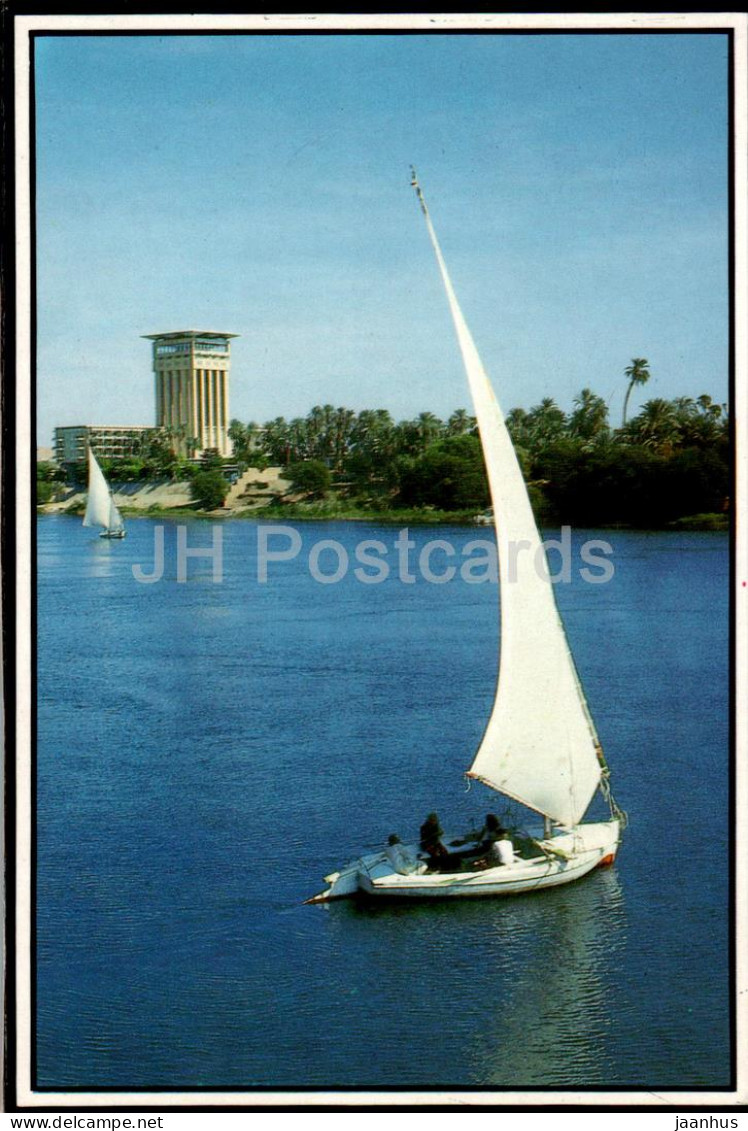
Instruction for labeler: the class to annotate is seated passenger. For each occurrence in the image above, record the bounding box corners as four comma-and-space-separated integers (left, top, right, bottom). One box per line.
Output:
385, 834, 424, 876
471, 813, 506, 854
419, 812, 449, 869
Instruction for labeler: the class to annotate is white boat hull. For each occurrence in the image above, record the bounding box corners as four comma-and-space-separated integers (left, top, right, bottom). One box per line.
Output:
307, 820, 619, 903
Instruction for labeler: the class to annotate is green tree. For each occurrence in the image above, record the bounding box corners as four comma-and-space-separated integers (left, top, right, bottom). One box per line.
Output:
345, 410, 401, 495
236, 420, 262, 463
36, 479, 54, 504
331, 406, 356, 468
624, 398, 680, 452
569, 388, 609, 442
142, 430, 180, 477
228, 418, 249, 451
622, 358, 651, 426
446, 408, 476, 436
520, 398, 567, 451
287, 418, 309, 463
200, 450, 225, 471
261, 417, 291, 464
286, 459, 332, 498
37, 461, 66, 483
190, 470, 228, 510
505, 407, 533, 450
398, 434, 489, 511
395, 412, 444, 457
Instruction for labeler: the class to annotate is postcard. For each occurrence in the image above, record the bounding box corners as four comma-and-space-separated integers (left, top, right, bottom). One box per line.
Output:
6, 9, 746, 1114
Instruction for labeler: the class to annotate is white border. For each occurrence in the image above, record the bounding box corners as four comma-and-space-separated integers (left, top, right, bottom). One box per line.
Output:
13, 9, 748, 1111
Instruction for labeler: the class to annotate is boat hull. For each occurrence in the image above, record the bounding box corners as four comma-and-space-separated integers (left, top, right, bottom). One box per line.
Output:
307, 820, 619, 903
99, 529, 126, 539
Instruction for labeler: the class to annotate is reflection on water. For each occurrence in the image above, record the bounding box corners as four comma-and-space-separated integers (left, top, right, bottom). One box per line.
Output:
86, 537, 120, 578
471, 870, 626, 1086
325, 868, 626, 1088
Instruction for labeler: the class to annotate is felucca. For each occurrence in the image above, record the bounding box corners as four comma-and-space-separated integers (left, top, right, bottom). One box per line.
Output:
308, 173, 625, 902
82, 448, 126, 539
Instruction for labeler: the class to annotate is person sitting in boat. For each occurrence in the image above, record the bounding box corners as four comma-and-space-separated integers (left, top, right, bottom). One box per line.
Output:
465, 817, 514, 870
478, 813, 504, 853
385, 834, 425, 876
419, 812, 448, 866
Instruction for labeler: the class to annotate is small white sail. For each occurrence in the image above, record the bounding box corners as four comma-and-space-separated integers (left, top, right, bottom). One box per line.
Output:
413, 175, 602, 828
82, 450, 113, 529
107, 496, 124, 533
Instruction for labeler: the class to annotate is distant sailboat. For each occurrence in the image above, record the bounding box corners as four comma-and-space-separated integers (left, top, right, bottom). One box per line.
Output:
308, 172, 626, 902
83, 449, 126, 539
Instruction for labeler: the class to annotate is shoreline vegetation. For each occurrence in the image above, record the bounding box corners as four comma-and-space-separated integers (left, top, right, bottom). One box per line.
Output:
39, 380, 730, 532
41, 503, 730, 531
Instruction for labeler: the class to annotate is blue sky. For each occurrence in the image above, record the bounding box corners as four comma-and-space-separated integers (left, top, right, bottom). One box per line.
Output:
35, 31, 729, 445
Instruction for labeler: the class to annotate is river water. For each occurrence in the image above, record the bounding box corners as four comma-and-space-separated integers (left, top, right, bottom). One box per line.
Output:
35, 515, 732, 1092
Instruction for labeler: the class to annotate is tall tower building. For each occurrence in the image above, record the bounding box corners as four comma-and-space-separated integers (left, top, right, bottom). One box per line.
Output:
144, 330, 238, 457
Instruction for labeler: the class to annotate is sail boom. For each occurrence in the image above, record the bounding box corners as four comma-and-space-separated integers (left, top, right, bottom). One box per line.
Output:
464, 771, 566, 824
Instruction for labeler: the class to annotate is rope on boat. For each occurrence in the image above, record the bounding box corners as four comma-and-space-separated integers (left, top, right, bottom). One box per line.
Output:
599, 766, 629, 830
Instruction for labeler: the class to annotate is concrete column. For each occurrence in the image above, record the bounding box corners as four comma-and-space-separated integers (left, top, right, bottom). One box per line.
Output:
212, 371, 217, 448
198, 368, 203, 447
215, 371, 220, 450
201, 368, 210, 443
221, 370, 229, 454
191, 370, 198, 450
203, 369, 211, 446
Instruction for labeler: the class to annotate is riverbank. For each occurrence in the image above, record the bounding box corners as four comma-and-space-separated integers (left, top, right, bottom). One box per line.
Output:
39, 498, 729, 531
39, 456, 730, 531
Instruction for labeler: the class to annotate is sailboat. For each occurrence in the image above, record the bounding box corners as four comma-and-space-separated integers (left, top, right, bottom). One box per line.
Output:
82, 448, 126, 539
308, 172, 625, 902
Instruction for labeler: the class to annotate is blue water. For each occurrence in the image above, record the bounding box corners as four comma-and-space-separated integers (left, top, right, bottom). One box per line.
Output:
36, 516, 731, 1090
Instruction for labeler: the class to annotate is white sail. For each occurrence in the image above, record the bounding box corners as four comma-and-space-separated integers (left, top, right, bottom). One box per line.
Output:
83, 449, 116, 530
107, 496, 124, 532
413, 176, 602, 828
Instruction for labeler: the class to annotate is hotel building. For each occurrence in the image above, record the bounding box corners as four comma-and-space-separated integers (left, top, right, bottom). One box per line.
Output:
144, 330, 237, 457
55, 424, 158, 468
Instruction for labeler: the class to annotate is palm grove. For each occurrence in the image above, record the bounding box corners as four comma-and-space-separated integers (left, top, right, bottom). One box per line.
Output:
40, 361, 729, 526
226, 361, 728, 527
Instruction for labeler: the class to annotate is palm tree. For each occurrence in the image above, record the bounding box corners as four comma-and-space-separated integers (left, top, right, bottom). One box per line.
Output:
416, 411, 444, 449
306, 405, 327, 461
627, 398, 679, 451
446, 408, 475, 436
332, 406, 356, 469
526, 397, 566, 448
505, 407, 531, 448
262, 416, 291, 464
622, 358, 651, 426
288, 418, 308, 463
569, 388, 608, 442
696, 393, 722, 420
